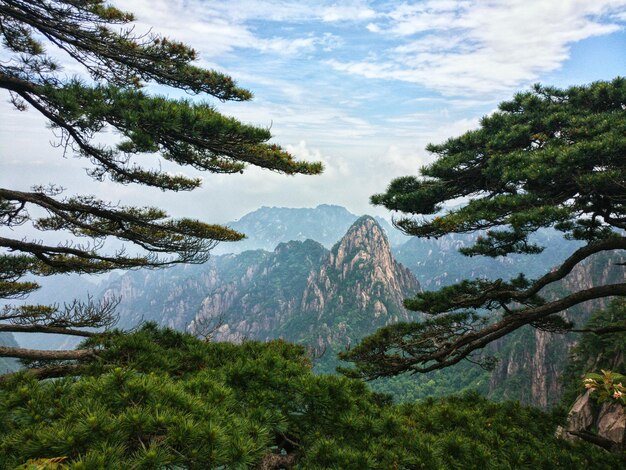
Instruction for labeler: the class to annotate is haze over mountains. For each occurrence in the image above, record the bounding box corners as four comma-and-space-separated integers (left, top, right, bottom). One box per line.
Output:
3, 203, 613, 407
212, 204, 410, 253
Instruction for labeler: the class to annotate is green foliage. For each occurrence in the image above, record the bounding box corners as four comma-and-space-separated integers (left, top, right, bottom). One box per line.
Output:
0, 0, 321, 290
374, 78, 626, 247
369, 361, 490, 403
0, 326, 622, 468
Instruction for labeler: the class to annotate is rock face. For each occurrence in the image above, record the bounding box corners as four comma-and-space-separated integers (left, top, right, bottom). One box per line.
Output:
104, 216, 419, 367
560, 391, 626, 453
597, 402, 626, 447
563, 391, 595, 434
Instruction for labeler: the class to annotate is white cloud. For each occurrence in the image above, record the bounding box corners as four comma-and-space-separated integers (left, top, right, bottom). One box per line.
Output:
321, 4, 377, 22
115, 0, 342, 59
330, 0, 626, 95
4, 0, 624, 229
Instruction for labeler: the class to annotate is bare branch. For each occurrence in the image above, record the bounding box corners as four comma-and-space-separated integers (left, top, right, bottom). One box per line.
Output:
0, 345, 96, 361
188, 313, 225, 342
0, 324, 95, 337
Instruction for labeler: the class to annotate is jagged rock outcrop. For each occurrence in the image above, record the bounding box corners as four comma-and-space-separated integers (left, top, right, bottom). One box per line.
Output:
559, 391, 626, 453
197, 216, 419, 352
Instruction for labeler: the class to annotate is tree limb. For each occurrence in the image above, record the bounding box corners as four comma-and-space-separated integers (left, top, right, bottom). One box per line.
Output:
567, 430, 622, 453
343, 283, 626, 378
0, 323, 95, 337
0, 345, 96, 361
511, 237, 626, 301
570, 323, 626, 335
422, 283, 626, 372
0, 364, 83, 383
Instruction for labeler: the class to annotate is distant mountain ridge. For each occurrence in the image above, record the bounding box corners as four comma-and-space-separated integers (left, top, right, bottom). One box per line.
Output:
213, 203, 579, 292
213, 204, 409, 254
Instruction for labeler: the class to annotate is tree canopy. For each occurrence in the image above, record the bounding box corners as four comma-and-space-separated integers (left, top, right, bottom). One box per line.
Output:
340, 78, 626, 379
0, 0, 321, 367
1, 324, 620, 468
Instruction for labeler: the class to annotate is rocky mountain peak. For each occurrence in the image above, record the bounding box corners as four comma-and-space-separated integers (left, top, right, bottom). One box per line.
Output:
212, 205, 408, 254
101, 213, 420, 369
295, 215, 420, 325
333, 216, 389, 254
331, 216, 397, 282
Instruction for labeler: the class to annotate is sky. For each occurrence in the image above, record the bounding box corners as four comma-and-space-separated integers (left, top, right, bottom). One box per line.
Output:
1, 0, 626, 227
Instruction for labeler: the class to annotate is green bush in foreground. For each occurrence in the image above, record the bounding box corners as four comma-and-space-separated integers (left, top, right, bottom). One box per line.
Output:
0, 325, 622, 468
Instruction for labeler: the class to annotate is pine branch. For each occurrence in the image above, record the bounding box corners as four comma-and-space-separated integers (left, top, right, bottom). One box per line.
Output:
406, 237, 626, 315
570, 323, 626, 335
0, 364, 83, 383
0, 0, 252, 100
511, 237, 626, 301
0, 324, 95, 337
567, 430, 622, 453
342, 283, 626, 378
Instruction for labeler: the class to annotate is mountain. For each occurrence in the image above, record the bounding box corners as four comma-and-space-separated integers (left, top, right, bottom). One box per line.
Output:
215, 203, 578, 292
102, 216, 419, 369
8, 203, 615, 409
213, 204, 409, 254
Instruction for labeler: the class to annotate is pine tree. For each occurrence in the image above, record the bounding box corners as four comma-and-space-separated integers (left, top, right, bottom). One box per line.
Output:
0, 0, 322, 373
341, 79, 626, 379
